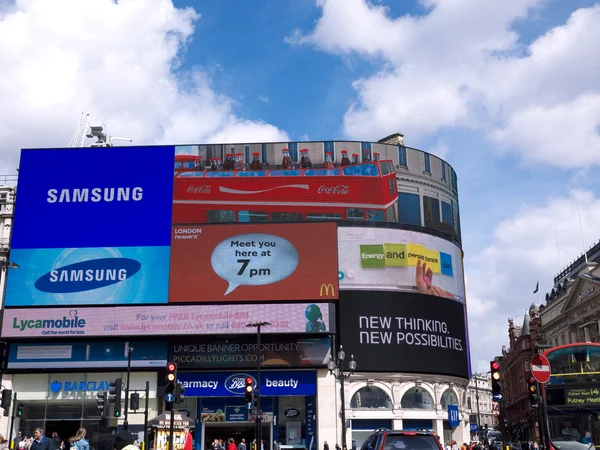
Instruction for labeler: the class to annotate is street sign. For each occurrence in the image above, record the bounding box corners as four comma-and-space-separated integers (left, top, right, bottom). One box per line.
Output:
531, 353, 551, 384
448, 404, 459, 427
165, 393, 175, 403
492, 392, 503, 402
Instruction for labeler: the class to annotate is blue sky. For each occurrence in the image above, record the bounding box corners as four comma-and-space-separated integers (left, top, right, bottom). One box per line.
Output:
1, 0, 600, 372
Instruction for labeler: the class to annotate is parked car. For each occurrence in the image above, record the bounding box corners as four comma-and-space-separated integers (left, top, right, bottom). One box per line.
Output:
360, 429, 444, 450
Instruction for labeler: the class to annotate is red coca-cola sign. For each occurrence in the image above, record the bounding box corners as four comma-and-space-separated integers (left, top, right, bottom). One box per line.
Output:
317, 185, 350, 195
187, 185, 211, 194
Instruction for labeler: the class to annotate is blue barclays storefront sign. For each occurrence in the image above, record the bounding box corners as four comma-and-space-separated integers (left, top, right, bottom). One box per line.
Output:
177, 370, 316, 397
5, 246, 169, 306
8, 341, 168, 369
50, 379, 109, 393
11, 145, 175, 250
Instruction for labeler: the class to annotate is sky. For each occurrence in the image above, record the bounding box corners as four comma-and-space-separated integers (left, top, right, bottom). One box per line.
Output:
1, 0, 600, 373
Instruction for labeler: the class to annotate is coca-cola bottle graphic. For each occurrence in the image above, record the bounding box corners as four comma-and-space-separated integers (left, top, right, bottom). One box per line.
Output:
362, 149, 371, 162
233, 153, 245, 171
300, 148, 313, 169
324, 151, 335, 169
340, 150, 351, 166
352, 153, 359, 164
250, 152, 262, 170
210, 158, 219, 171
373, 152, 380, 161
195, 156, 204, 171
281, 148, 295, 169
223, 153, 234, 170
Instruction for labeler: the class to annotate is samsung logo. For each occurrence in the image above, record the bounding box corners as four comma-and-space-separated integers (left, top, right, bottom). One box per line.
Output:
34, 258, 141, 293
47, 187, 143, 203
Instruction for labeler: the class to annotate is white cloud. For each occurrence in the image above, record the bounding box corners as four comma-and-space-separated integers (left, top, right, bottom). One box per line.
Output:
288, 0, 600, 168
466, 189, 600, 371
0, 0, 288, 173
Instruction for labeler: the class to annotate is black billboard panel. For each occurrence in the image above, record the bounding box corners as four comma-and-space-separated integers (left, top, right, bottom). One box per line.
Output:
339, 291, 470, 378
170, 335, 331, 369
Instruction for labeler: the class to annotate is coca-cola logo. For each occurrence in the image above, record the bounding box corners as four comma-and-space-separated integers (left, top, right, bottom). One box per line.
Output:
317, 185, 350, 195
187, 185, 211, 194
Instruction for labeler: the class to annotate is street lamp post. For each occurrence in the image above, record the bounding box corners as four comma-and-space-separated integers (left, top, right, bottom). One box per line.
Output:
328, 346, 356, 450
471, 372, 490, 441
247, 321, 272, 450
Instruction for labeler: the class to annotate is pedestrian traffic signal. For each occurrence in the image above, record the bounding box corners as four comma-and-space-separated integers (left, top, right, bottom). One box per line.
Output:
245, 377, 254, 404
527, 376, 538, 407
96, 391, 108, 418
16, 403, 24, 417
490, 360, 502, 395
130, 393, 140, 410
108, 378, 122, 417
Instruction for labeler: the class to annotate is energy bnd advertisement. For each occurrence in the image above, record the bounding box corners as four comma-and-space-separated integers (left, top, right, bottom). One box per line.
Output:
338, 227, 465, 302
169, 222, 339, 302
339, 291, 470, 378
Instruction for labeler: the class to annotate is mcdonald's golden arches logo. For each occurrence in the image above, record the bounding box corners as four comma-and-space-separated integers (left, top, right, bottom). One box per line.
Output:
319, 283, 336, 297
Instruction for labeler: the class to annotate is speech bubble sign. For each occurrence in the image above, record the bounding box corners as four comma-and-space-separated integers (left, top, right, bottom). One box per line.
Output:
211, 233, 299, 295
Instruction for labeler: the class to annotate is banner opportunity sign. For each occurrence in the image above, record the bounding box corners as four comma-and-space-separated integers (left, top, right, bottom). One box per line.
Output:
170, 336, 331, 368
338, 227, 465, 302
169, 223, 338, 302
339, 291, 470, 378
2, 303, 331, 338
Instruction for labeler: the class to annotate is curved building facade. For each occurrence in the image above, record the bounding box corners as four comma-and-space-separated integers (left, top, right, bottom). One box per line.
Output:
0, 139, 470, 450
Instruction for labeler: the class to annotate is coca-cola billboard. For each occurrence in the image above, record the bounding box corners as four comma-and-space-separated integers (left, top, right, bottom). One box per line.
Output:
187, 185, 211, 194
317, 185, 350, 195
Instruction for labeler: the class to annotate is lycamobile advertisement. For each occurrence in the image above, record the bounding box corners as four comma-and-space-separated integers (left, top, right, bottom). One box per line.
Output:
1, 303, 331, 338
5, 247, 169, 306
169, 223, 339, 302
338, 227, 465, 302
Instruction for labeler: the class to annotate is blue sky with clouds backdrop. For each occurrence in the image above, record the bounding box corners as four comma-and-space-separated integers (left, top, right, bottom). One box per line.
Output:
1, 0, 600, 373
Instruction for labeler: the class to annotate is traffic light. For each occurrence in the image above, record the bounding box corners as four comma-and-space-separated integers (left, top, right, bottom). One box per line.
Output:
175, 383, 185, 404
165, 362, 177, 410
96, 391, 108, 418
108, 378, 123, 417
1, 389, 12, 412
244, 376, 254, 407
130, 393, 140, 411
16, 403, 24, 417
490, 360, 502, 395
527, 376, 539, 407
0, 342, 8, 374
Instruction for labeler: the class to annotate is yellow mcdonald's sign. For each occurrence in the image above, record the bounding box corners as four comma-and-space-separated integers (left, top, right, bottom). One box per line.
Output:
319, 283, 336, 297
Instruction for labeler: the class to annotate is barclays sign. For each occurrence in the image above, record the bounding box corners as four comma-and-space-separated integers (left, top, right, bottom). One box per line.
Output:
178, 370, 316, 398
50, 380, 109, 393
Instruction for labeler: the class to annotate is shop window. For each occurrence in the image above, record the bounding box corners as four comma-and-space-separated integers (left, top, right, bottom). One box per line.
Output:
238, 211, 268, 222
398, 192, 421, 226
46, 400, 82, 419
440, 389, 458, 408
401, 387, 434, 409
350, 386, 392, 409
207, 210, 235, 223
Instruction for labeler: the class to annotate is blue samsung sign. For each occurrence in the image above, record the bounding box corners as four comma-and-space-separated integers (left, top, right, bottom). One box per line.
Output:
177, 371, 316, 397
12, 146, 175, 249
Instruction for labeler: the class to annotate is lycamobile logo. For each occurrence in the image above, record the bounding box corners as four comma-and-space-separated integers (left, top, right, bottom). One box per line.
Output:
12, 310, 86, 332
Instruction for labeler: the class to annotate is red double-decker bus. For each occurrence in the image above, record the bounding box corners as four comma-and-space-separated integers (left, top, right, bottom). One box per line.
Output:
542, 342, 600, 450
172, 158, 398, 224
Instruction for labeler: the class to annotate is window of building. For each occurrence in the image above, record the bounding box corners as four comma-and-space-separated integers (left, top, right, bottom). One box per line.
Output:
262, 143, 268, 164
398, 146, 407, 167
398, 192, 421, 226
306, 212, 341, 221
238, 211, 268, 222
288, 143, 298, 162
386, 206, 397, 222
401, 387, 434, 409
423, 196, 440, 225
525, 359, 530, 371
361, 142, 372, 162
441, 201, 454, 228
245, 145, 251, 163
424, 153, 431, 174
350, 386, 392, 409
207, 210, 235, 223
347, 208, 365, 220
441, 161, 447, 181
270, 212, 303, 222
324, 141, 335, 162
440, 389, 458, 408
366, 210, 385, 222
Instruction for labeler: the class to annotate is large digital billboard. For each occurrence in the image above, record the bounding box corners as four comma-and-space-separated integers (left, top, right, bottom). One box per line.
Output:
339, 291, 470, 378
169, 223, 338, 302
1, 302, 332, 338
338, 227, 465, 302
